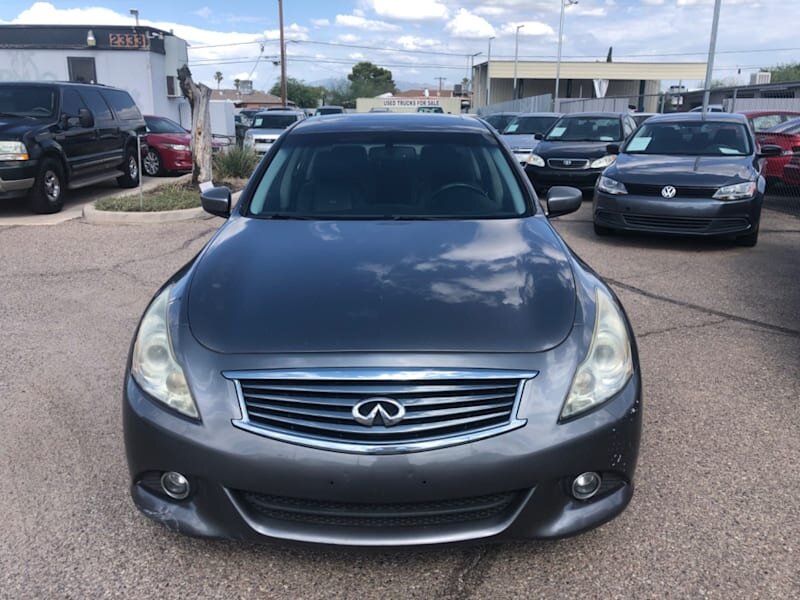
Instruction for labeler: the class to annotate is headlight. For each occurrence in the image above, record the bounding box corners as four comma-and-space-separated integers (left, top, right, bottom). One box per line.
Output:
561, 289, 634, 420
596, 175, 628, 195
131, 287, 198, 418
712, 181, 756, 200
0, 141, 29, 161
243, 134, 254, 148
526, 154, 545, 167
164, 144, 190, 151
590, 155, 616, 169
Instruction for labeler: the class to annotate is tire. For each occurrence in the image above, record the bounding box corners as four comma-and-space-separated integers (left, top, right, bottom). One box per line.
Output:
736, 224, 759, 247
594, 223, 613, 236
143, 148, 163, 177
29, 157, 65, 214
117, 146, 140, 188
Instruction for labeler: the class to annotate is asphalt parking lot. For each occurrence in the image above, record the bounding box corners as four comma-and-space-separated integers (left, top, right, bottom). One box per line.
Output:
0, 204, 798, 599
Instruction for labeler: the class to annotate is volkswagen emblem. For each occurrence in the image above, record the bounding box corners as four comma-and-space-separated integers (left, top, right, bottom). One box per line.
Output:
352, 397, 406, 427
661, 185, 677, 199
563, 160, 572, 166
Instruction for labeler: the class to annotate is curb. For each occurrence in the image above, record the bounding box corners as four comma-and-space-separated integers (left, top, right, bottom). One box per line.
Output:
83, 188, 242, 225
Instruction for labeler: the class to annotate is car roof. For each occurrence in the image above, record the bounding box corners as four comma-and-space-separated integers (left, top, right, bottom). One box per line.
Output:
736, 110, 800, 117
0, 80, 128, 93
557, 112, 628, 119
513, 112, 562, 118
255, 109, 304, 116
292, 113, 491, 134
646, 112, 749, 124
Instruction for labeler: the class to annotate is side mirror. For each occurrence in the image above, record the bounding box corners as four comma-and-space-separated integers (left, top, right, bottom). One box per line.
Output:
79, 108, 93, 128
606, 143, 620, 155
534, 132, 544, 140
201, 186, 232, 218
546, 186, 583, 218
758, 144, 783, 158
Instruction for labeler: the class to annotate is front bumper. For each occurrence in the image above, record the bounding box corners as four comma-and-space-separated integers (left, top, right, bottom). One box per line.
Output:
525, 166, 604, 192
0, 161, 37, 199
124, 363, 642, 546
160, 149, 193, 172
593, 190, 761, 236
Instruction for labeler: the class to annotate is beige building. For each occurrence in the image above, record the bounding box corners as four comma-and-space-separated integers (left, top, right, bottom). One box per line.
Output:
472, 60, 707, 111
356, 95, 463, 113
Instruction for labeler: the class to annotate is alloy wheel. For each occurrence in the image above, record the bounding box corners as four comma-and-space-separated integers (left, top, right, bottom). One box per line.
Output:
43, 170, 61, 201
143, 150, 160, 176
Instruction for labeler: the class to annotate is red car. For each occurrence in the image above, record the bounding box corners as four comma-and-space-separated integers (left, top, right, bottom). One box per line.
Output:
142, 115, 228, 176
740, 111, 800, 184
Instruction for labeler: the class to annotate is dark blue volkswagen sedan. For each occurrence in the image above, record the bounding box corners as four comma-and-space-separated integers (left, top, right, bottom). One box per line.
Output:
124, 114, 642, 546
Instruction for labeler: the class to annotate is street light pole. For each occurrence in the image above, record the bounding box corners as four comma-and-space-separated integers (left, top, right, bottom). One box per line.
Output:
554, 0, 578, 111
486, 36, 495, 107
513, 25, 524, 100
468, 52, 481, 93
702, 0, 722, 114
278, 0, 287, 107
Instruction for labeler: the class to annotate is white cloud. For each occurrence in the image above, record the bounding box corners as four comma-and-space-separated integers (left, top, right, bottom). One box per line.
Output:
642, 0, 664, 5
369, 0, 449, 21
348, 52, 366, 60
233, 71, 256, 81
338, 33, 360, 43
473, 7, 507, 17
334, 14, 400, 31
445, 9, 495, 39
310, 18, 330, 27
396, 35, 440, 50
194, 7, 212, 20
500, 21, 555, 37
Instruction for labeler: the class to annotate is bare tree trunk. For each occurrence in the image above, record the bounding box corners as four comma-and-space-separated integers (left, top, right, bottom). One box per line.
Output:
177, 65, 213, 186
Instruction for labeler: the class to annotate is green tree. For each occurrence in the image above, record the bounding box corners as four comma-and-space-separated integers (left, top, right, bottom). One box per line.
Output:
325, 79, 356, 108
214, 71, 223, 90
347, 61, 396, 98
764, 62, 800, 83
269, 77, 325, 108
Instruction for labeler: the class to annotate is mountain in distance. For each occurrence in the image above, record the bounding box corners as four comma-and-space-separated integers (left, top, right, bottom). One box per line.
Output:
309, 78, 438, 92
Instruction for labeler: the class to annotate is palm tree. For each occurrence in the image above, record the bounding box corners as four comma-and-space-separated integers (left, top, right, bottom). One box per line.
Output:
234, 78, 241, 92
214, 71, 223, 90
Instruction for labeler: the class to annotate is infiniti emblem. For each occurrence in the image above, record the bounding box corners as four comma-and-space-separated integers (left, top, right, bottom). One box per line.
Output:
661, 185, 677, 199
352, 397, 406, 427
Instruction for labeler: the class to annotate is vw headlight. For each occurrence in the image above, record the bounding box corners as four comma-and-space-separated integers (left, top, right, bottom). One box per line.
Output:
561, 289, 634, 419
526, 154, 545, 167
590, 155, 616, 169
712, 181, 756, 200
0, 141, 29, 161
243, 133, 254, 148
131, 287, 198, 418
597, 175, 628, 195
165, 143, 190, 151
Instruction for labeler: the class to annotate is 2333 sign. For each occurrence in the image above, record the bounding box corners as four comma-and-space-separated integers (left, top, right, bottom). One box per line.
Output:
108, 33, 150, 49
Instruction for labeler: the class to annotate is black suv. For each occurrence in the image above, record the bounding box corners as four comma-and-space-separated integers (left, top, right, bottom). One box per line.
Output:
0, 82, 145, 213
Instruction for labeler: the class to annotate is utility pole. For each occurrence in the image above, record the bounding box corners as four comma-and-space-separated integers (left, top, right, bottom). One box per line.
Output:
278, 0, 287, 107
486, 36, 495, 107
555, 0, 578, 112
702, 0, 722, 115
513, 25, 524, 100
435, 77, 446, 97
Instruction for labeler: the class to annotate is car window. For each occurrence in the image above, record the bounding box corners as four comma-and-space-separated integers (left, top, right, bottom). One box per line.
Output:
252, 114, 301, 129
61, 89, 87, 117
0, 85, 57, 118
545, 116, 622, 142
765, 117, 800, 133
624, 121, 752, 156
247, 132, 530, 220
79, 89, 113, 122
316, 107, 343, 115
102, 89, 142, 121
503, 116, 559, 135
484, 114, 516, 132
145, 116, 186, 134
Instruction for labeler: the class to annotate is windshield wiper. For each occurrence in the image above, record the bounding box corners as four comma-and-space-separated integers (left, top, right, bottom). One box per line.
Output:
259, 213, 319, 220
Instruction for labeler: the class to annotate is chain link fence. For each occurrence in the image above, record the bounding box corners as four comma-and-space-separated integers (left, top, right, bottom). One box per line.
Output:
480, 87, 800, 217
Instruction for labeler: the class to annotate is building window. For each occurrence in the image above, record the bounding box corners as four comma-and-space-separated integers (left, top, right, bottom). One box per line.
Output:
166, 76, 178, 97
67, 57, 97, 84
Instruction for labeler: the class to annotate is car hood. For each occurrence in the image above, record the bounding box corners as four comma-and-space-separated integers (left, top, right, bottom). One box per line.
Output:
535, 140, 616, 159
187, 218, 577, 354
147, 132, 190, 146
608, 153, 755, 186
501, 134, 539, 151
0, 116, 44, 139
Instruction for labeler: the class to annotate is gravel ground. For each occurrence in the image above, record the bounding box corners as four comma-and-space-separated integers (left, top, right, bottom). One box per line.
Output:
0, 205, 798, 599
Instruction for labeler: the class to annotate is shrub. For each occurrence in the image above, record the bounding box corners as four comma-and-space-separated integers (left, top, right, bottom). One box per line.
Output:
213, 147, 259, 180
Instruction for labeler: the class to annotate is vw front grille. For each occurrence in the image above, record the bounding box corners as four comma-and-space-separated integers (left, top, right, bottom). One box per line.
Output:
547, 158, 589, 170
225, 369, 536, 454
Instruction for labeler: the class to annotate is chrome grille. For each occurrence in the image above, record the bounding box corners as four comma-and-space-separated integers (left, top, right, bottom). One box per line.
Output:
547, 158, 589, 169
226, 369, 536, 454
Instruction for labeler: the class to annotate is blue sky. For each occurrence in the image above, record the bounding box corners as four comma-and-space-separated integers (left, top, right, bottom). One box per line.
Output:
1, 1, 794, 91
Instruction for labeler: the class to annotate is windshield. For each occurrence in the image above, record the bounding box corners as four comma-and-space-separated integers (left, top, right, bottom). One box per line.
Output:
145, 116, 186, 134
545, 116, 622, 142
247, 132, 529, 220
0, 85, 57, 118
484, 114, 516, 132
316, 107, 343, 115
253, 114, 300, 129
503, 116, 559, 135
624, 121, 752, 156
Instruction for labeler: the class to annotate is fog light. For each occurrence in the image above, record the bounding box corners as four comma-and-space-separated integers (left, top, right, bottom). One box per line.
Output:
571, 472, 601, 500
160, 471, 190, 500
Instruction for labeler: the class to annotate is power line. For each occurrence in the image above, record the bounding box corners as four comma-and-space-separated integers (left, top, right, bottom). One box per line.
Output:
189, 56, 471, 71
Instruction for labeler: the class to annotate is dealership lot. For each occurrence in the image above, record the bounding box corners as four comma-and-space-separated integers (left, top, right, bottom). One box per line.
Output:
0, 205, 797, 598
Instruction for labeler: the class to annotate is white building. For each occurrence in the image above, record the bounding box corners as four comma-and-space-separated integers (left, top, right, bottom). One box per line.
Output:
0, 24, 190, 126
